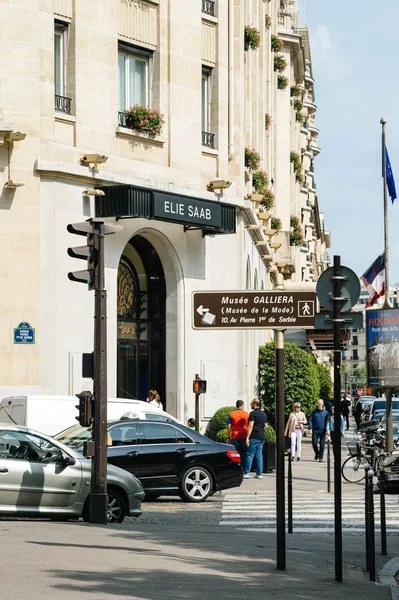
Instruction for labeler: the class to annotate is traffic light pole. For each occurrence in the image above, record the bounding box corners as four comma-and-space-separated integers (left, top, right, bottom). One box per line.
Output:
275, 328, 286, 570
90, 221, 108, 524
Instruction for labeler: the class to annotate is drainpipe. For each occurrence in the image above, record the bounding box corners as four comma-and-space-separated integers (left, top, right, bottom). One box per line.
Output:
228, 0, 234, 160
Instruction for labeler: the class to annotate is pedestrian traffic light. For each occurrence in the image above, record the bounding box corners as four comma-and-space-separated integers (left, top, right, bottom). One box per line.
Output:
75, 390, 94, 427
193, 379, 207, 394
67, 220, 98, 290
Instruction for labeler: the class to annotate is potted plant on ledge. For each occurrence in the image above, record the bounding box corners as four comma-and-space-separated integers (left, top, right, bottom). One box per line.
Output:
245, 26, 261, 51
123, 105, 165, 137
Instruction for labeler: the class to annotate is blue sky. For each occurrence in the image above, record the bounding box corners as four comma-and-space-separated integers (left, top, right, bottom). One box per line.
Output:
305, 0, 399, 285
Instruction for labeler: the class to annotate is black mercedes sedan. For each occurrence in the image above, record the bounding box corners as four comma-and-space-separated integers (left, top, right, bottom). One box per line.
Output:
55, 419, 243, 502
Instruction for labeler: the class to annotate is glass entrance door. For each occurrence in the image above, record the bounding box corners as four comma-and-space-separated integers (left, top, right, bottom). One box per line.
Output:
117, 235, 166, 405
117, 342, 138, 399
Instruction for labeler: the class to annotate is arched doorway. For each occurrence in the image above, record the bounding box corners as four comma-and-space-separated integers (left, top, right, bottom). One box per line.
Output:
117, 235, 166, 405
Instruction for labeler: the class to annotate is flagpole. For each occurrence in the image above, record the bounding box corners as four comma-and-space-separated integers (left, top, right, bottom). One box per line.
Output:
381, 117, 390, 308
381, 117, 394, 453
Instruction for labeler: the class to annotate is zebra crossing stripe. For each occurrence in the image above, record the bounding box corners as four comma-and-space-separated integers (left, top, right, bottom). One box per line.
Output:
219, 492, 399, 534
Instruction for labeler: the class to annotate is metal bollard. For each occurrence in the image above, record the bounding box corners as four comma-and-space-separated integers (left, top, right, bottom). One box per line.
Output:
327, 438, 331, 494
365, 466, 370, 572
287, 449, 293, 534
367, 469, 376, 582
378, 469, 387, 556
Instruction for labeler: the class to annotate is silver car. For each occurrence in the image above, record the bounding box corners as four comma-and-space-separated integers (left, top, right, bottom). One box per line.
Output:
0, 424, 144, 523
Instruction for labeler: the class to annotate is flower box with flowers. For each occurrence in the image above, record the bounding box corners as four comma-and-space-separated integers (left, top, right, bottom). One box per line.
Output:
123, 105, 165, 137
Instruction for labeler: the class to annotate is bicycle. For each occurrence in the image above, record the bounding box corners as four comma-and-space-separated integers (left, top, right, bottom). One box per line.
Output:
341, 434, 387, 484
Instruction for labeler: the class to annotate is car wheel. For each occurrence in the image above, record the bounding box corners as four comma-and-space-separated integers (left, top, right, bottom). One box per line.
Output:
82, 490, 127, 523
107, 489, 127, 523
179, 466, 213, 502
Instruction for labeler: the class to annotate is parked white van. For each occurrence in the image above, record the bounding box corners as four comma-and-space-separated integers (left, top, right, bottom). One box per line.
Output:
0, 395, 179, 436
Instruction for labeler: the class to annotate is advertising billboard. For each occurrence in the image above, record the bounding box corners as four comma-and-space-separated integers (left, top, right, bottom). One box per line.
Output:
366, 308, 399, 387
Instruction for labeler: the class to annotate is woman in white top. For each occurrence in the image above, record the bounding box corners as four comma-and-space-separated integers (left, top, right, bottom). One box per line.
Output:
284, 402, 307, 463
149, 393, 163, 411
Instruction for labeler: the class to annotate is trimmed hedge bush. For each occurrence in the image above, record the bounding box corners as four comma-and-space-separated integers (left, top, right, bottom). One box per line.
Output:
210, 406, 236, 435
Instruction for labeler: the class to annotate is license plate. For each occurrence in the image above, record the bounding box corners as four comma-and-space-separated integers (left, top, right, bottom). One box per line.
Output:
386, 474, 399, 481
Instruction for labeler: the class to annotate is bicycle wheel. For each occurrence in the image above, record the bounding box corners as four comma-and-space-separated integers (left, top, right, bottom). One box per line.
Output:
341, 455, 367, 483
374, 454, 386, 476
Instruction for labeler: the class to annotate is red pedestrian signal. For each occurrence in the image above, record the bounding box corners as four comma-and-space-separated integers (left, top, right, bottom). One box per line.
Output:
193, 379, 207, 394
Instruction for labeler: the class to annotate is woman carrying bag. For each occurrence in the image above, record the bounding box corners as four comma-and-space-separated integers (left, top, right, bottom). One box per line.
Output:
284, 402, 307, 463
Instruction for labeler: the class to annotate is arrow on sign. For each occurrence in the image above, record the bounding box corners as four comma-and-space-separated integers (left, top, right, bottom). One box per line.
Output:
197, 305, 209, 316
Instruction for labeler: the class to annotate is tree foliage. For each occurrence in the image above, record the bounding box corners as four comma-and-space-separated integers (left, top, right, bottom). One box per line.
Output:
259, 341, 320, 425
316, 363, 332, 402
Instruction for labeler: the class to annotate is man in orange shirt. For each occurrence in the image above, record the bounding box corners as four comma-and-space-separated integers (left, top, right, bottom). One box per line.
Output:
227, 400, 249, 465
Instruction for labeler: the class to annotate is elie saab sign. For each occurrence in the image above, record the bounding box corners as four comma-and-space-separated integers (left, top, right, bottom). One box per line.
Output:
153, 191, 222, 228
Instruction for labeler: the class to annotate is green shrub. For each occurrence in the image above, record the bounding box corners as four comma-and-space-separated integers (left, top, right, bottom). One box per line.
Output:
216, 428, 229, 443
210, 406, 235, 434
265, 425, 276, 443
259, 341, 320, 426
316, 363, 333, 402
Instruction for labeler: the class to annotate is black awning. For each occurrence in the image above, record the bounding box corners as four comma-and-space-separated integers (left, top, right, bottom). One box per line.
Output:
95, 185, 236, 234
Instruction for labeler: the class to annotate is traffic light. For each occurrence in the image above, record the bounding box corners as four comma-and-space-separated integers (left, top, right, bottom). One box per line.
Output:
67, 220, 98, 290
75, 391, 94, 427
193, 379, 207, 394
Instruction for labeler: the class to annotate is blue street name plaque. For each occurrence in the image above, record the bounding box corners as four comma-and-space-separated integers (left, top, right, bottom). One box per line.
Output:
14, 322, 35, 344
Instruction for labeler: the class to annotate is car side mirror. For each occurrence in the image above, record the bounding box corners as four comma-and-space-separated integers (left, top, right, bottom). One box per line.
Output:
61, 454, 75, 467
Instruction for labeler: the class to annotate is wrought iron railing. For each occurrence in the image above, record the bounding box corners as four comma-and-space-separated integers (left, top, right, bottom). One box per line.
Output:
118, 112, 128, 127
202, 131, 215, 148
202, 0, 215, 16
55, 95, 72, 114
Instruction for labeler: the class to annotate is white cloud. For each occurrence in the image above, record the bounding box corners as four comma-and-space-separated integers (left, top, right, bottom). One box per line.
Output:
310, 24, 353, 81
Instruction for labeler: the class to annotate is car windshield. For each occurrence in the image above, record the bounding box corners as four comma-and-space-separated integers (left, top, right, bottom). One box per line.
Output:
55, 423, 92, 448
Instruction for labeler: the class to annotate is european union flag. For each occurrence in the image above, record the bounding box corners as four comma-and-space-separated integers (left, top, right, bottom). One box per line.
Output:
386, 147, 397, 203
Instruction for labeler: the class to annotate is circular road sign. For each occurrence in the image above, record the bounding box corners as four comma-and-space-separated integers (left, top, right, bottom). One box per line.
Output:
316, 266, 360, 312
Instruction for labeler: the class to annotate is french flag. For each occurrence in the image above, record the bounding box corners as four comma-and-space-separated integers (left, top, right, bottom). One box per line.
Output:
361, 252, 385, 308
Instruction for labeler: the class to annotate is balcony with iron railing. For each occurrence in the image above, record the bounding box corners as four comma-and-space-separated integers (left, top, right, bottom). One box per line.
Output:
55, 95, 72, 115
202, 131, 215, 149
202, 0, 215, 16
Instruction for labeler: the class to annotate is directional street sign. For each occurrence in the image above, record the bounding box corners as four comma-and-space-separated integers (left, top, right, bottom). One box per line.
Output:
193, 291, 317, 330
314, 311, 364, 330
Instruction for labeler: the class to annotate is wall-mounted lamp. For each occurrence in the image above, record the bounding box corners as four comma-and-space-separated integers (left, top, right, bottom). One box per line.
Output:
245, 224, 261, 230
4, 132, 27, 144
80, 154, 109, 170
83, 189, 105, 196
207, 179, 232, 192
246, 193, 263, 202
3, 130, 27, 189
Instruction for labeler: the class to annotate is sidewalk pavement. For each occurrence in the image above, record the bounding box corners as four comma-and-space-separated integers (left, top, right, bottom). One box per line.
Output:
1, 422, 398, 600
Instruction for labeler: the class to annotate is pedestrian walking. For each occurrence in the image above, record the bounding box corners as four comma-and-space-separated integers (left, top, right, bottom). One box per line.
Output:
340, 393, 351, 431
284, 402, 307, 463
187, 418, 195, 429
308, 399, 329, 462
149, 392, 163, 410
354, 397, 363, 429
227, 400, 249, 465
243, 399, 267, 479
326, 406, 345, 456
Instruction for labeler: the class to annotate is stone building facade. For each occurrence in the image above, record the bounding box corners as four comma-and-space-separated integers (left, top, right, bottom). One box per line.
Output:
0, 0, 330, 425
